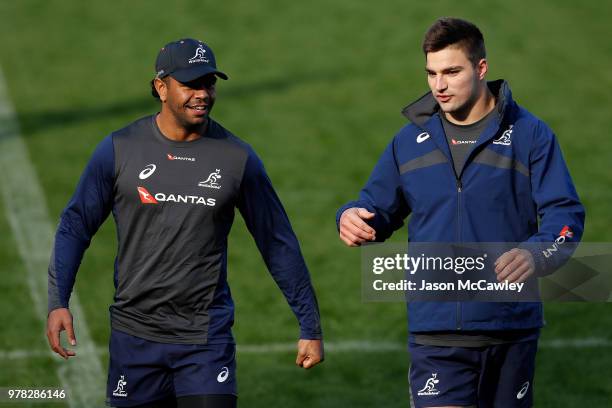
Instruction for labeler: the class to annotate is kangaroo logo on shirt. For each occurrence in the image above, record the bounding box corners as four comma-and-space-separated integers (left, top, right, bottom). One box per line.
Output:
493, 125, 513, 146
199, 169, 222, 189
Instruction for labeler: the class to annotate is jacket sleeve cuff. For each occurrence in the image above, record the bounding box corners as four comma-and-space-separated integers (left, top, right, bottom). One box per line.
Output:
519, 243, 550, 277
47, 301, 69, 315
299, 329, 323, 340
336, 203, 355, 231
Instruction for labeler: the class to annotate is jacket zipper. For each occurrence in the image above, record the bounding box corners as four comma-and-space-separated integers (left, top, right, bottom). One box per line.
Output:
456, 177, 462, 330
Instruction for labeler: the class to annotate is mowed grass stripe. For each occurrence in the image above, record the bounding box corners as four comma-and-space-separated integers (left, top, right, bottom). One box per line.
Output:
0, 66, 105, 407
1, 337, 611, 361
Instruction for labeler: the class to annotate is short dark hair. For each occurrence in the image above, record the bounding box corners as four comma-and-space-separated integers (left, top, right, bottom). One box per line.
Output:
422, 17, 486, 65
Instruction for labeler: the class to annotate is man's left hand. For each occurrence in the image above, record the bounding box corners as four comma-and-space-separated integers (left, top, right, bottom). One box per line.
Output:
296, 339, 324, 369
494, 248, 535, 283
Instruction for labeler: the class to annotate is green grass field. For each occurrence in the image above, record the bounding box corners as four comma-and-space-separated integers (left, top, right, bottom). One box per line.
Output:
0, 1, 611, 406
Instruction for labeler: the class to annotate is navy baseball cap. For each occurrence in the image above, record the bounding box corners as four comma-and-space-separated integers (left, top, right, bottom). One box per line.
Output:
155, 38, 228, 82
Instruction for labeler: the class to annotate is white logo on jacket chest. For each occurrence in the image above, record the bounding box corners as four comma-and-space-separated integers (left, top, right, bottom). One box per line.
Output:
416, 132, 431, 144
493, 125, 513, 146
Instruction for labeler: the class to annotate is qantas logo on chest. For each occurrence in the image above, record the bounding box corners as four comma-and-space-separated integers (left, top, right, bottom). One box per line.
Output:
451, 138, 477, 145
137, 186, 216, 206
137, 187, 158, 203
167, 153, 196, 162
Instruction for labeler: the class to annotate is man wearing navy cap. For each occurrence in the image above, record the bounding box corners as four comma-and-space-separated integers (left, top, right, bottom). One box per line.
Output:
46, 38, 323, 408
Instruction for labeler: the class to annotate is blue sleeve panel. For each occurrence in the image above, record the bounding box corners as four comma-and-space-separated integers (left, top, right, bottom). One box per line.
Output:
238, 148, 322, 339
336, 138, 411, 241
48, 135, 115, 312
523, 123, 585, 276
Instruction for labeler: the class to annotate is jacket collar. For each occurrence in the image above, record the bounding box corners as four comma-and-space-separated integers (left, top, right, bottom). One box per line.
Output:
400, 80, 515, 174
401, 79, 512, 126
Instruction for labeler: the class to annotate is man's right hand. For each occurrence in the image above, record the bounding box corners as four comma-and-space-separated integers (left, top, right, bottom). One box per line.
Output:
46, 308, 77, 360
339, 207, 377, 246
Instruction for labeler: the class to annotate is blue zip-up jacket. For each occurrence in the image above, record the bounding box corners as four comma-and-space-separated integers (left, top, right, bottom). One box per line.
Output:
337, 80, 585, 332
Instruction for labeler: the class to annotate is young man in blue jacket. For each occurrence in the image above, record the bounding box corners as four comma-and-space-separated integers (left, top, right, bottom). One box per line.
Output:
337, 18, 584, 407
46, 38, 323, 408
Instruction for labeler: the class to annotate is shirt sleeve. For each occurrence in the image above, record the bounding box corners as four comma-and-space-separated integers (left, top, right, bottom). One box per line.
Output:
336, 136, 411, 241
237, 147, 322, 339
522, 122, 585, 276
48, 135, 115, 312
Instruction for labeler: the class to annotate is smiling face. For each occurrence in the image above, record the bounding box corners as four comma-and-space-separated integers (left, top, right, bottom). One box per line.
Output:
425, 46, 487, 119
155, 74, 217, 131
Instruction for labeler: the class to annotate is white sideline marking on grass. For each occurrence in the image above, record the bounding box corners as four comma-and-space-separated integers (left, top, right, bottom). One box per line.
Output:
238, 340, 407, 353
1, 337, 611, 361
237, 338, 612, 352
0, 67, 105, 406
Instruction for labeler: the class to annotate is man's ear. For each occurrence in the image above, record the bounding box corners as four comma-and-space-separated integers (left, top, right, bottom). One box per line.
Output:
154, 77, 168, 102
477, 58, 488, 81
